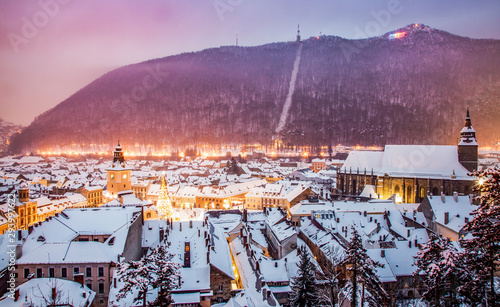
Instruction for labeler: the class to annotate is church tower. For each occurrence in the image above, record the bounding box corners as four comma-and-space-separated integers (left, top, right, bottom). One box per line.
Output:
106, 141, 132, 198
458, 107, 478, 172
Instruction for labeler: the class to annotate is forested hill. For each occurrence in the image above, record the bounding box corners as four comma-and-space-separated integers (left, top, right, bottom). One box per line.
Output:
9, 24, 500, 153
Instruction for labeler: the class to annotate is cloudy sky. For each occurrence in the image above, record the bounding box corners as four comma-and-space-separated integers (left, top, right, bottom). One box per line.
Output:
1, 0, 499, 126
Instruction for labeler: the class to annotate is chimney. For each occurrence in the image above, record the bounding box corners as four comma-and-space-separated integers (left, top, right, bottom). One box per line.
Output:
441, 193, 445, 203
408, 240, 412, 248
414, 239, 418, 247
369, 216, 372, 222
243, 209, 248, 222
14, 288, 19, 301
178, 276, 182, 287
159, 229, 164, 242
256, 261, 260, 273
16, 244, 22, 259
189, 220, 193, 228
28, 226, 33, 234
17, 230, 22, 241
198, 229, 201, 237
114, 278, 117, 288
444, 212, 449, 225
407, 229, 411, 237
453, 191, 458, 202
274, 262, 278, 268
179, 222, 182, 231
381, 250, 385, 257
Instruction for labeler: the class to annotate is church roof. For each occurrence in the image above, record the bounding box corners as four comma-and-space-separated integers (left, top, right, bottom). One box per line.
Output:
341, 145, 472, 180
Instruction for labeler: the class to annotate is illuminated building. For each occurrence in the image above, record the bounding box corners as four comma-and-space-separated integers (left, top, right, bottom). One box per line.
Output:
15, 183, 37, 230
337, 109, 478, 203
106, 141, 132, 198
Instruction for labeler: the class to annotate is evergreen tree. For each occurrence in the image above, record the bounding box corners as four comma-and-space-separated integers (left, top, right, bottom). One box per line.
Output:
341, 227, 388, 307
116, 255, 156, 307
414, 234, 465, 306
460, 167, 500, 306
289, 246, 324, 307
151, 244, 181, 306
225, 157, 239, 175
116, 244, 180, 307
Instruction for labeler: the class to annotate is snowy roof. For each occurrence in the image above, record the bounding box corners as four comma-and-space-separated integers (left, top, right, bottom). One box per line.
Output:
172, 292, 201, 304
341, 145, 473, 180
341, 151, 384, 173
18, 207, 141, 265
426, 195, 477, 233
0, 278, 95, 307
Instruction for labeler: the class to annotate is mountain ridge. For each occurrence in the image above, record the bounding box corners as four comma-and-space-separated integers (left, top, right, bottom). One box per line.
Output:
9, 24, 500, 154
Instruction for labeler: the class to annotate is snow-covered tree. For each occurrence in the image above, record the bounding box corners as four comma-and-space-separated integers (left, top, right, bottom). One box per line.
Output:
341, 227, 388, 307
289, 245, 325, 307
414, 234, 465, 306
116, 243, 180, 307
151, 244, 181, 306
460, 167, 500, 306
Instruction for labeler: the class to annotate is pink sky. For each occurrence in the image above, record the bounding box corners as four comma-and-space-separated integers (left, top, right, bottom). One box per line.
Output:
1, 0, 499, 126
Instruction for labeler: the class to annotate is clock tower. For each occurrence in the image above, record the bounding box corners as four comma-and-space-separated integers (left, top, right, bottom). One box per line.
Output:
106, 141, 132, 198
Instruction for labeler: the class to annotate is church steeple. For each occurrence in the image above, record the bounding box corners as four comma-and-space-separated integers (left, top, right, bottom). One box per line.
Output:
459, 107, 476, 144
458, 107, 478, 172
113, 140, 125, 165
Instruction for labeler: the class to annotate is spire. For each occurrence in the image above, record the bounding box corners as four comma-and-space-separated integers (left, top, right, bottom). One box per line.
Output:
465, 106, 471, 128
458, 107, 478, 172
113, 141, 125, 165
460, 107, 476, 143
157, 173, 173, 218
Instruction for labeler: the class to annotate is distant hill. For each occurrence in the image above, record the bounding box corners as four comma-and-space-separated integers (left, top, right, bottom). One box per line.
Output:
9, 24, 500, 154
0, 118, 23, 155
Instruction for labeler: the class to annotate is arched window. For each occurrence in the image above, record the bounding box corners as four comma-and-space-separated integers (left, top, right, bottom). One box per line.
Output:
420, 187, 426, 199
407, 186, 412, 202
432, 187, 439, 196
394, 185, 400, 194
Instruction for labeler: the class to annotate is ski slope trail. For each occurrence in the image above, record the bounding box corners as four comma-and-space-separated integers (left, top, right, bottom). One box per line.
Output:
275, 43, 303, 134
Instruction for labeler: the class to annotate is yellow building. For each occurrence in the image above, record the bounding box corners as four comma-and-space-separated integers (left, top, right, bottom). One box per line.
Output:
106, 142, 132, 198
15, 184, 37, 230
311, 158, 326, 172
81, 186, 104, 207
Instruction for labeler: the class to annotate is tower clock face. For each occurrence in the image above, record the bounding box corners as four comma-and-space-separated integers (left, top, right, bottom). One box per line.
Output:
110, 174, 115, 180
123, 174, 127, 180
